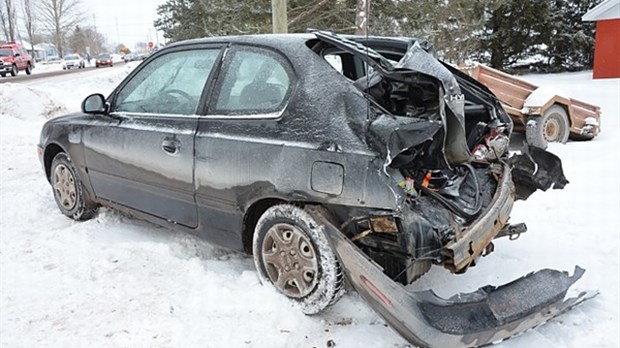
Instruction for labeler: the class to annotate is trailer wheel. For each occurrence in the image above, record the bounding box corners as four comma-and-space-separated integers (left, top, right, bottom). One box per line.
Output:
526, 105, 570, 149
253, 204, 344, 315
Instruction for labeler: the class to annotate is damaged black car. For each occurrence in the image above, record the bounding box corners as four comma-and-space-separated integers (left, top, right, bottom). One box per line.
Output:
38, 32, 594, 348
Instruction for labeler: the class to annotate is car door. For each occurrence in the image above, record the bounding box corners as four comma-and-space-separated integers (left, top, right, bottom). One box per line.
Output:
193, 44, 296, 245
82, 45, 223, 228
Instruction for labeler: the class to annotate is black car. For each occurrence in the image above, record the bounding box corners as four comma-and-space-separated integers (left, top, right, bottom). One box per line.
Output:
38, 32, 587, 348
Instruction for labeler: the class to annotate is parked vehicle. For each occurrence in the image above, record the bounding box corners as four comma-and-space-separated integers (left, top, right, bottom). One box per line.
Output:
95, 53, 113, 68
123, 53, 140, 62
0, 41, 35, 77
38, 32, 593, 348
460, 63, 601, 149
62, 54, 86, 69
43, 56, 61, 65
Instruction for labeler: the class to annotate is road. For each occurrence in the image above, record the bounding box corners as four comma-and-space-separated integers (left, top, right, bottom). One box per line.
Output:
0, 62, 127, 84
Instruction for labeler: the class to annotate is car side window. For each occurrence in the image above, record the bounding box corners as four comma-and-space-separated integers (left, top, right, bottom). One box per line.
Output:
113, 49, 220, 115
213, 48, 291, 115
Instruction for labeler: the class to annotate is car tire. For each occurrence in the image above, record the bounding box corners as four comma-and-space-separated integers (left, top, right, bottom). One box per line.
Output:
50, 153, 98, 221
25, 63, 32, 75
10, 64, 17, 76
525, 105, 570, 149
253, 204, 344, 315
0, 73, 5, 77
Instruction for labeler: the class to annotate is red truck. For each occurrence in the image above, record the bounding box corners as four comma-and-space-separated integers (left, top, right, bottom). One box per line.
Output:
0, 42, 35, 77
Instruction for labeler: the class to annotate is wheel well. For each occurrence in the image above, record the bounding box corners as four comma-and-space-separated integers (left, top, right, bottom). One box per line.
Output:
43, 144, 64, 181
242, 198, 286, 254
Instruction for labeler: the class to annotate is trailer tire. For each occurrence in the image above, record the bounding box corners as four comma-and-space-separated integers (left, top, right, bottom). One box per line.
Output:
526, 105, 570, 149
253, 204, 344, 315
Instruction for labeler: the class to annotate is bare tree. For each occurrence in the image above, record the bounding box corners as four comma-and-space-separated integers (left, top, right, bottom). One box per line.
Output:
0, 6, 7, 41
38, 0, 83, 56
1, 0, 17, 41
22, 0, 37, 51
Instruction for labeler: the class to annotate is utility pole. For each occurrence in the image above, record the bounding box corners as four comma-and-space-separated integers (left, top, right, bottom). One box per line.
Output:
115, 16, 120, 44
271, 0, 287, 34
355, 0, 369, 35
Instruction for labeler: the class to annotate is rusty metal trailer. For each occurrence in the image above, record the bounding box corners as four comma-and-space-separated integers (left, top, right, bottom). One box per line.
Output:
461, 64, 601, 149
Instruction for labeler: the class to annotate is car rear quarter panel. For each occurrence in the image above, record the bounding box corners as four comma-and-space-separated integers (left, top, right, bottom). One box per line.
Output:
193, 39, 405, 249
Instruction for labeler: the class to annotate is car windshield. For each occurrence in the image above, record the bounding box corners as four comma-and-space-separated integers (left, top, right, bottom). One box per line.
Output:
98, 54, 110, 59
64, 55, 79, 60
0, 49, 12, 57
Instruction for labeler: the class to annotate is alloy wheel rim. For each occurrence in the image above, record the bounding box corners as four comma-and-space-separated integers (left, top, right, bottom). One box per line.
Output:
261, 223, 319, 298
52, 164, 77, 210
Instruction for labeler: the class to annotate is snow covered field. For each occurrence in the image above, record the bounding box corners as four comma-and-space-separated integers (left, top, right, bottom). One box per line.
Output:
1, 66, 618, 348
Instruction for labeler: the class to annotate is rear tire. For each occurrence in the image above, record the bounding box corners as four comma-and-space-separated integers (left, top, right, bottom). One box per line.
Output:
25, 63, 32, 75
525, 105, 570, 149
50, 153, 97, 221
0, 73, 5, 77
253, 204, 344, 315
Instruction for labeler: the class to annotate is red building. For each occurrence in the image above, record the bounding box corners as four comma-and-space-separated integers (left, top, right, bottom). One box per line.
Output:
583, 0, 620, 79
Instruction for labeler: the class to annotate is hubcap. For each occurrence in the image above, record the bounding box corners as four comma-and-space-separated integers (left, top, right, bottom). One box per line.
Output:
261, 223, 319, 298
543, 116, 561, 142
52, 164, 77, 210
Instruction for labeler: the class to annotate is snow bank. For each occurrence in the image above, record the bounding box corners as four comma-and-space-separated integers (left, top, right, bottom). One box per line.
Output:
0, 83, 67, 120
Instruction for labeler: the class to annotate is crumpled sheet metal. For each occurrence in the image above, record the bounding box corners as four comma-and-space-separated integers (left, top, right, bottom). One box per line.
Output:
311, 209, 597, 348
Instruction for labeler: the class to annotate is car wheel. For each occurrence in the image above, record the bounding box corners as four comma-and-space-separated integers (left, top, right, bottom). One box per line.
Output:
25, 63, 32, 75
253, 204, 344, 315
0, 73, 5, 77
526, 105, 570, 149
50, 153, 98, 221
10, 64, 17, 76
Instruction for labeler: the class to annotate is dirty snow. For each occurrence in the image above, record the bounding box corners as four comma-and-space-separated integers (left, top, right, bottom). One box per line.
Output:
1, 68, 618, 348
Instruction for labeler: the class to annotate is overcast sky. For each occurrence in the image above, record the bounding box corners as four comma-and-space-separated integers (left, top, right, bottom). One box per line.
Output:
80, 0, 167, 49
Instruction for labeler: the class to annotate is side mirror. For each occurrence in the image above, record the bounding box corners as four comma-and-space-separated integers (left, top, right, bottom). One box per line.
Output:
14, 53, 20, 57
82, 93, 108, 114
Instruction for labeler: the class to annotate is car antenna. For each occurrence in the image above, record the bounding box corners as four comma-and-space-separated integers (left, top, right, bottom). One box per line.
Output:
365, 0, 370, 122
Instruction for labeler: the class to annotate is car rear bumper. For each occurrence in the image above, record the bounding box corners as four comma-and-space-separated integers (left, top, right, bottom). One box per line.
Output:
442, 164, 514, 272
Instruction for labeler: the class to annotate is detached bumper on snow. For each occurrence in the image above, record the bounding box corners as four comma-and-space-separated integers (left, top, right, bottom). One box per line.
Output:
312, 210, 596, 348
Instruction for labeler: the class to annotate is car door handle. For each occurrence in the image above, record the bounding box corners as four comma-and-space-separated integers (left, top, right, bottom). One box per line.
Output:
161, 138, 180, 155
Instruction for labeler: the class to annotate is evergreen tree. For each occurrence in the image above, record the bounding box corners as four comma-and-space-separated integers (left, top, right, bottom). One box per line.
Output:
477, 0, 554, 69
547, 0, 600, 71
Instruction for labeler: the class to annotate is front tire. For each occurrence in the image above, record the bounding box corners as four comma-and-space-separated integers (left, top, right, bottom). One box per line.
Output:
253, 204, 344, 315
50, 153, 97, 221
10, 64, 17, 76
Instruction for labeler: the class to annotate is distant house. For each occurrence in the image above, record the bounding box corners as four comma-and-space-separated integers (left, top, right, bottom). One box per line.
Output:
583, 0, 620, 79
32, 43, 58, 62
18, 40, 58, 62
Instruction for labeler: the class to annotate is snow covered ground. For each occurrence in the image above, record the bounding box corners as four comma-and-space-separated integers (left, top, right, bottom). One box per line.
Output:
1, 66, 618, 348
